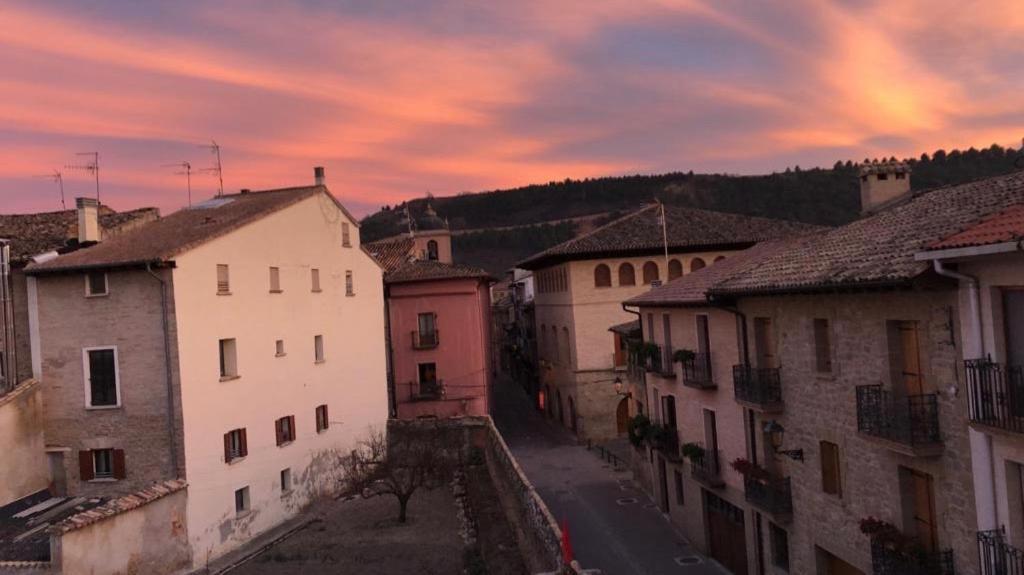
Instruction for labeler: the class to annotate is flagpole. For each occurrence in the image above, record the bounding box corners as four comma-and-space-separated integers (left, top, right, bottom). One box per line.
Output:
660, 201, 669, 270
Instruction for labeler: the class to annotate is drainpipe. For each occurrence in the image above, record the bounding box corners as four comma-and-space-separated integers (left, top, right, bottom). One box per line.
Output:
384, 284, 397, 419
931, 258, 997, 531
145, 263, 180, 478
0, 240, 16, 393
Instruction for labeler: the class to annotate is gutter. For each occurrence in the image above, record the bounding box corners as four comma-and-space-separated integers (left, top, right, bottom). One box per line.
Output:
145, 263, 180, 477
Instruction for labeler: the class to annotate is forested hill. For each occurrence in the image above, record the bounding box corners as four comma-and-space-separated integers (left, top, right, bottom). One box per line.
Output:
361, 144, 1023, 276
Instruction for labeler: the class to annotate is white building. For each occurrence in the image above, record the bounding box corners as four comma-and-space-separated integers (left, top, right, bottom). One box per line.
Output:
25, 168, 388, 565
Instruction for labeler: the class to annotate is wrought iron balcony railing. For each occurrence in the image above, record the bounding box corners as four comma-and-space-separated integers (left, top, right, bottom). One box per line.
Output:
682, 352, 715, 389
743, 472, 792, 518
412, 330, 440, 350
650, 424, 681, 461
978, 528, 1024, 575
870, 539, 954, 575
733, 364, 783, 410
644, 345, 674, 377
689, 447, 724, 488
856, 385, 941, 452
409, 379, 444, 401
965, 359, 1024, 435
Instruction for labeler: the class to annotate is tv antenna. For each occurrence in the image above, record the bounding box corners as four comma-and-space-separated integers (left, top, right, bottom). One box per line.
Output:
65, 152, 100, 203
34, 170, 66, 210
197, 140, 224, 196
163, 161, 193, 207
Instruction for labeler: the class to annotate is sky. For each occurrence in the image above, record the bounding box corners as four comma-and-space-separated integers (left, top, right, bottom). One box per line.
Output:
2, 0, 1024, 218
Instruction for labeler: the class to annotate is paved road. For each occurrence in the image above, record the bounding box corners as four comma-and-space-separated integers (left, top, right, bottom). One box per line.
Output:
492, 377, 727, 575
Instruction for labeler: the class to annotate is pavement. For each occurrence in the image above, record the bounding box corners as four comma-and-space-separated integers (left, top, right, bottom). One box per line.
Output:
492, 376, 728, 575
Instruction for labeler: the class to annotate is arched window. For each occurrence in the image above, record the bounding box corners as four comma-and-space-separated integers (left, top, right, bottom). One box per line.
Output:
642, 261, 660, 285
426, 240, 439, 261
714, 255, 726, 263
668, 259, 683, 280
690, 257, 706, 272
594, 264, 612, 287
618, 263, 636, 286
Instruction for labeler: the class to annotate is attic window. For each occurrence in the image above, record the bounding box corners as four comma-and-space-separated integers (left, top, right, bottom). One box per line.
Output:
85, 272, 108, 297
877, 173, 889, 181
895, 172, 906, 180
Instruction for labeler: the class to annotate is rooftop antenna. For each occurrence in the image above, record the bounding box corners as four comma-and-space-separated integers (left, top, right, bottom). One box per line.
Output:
163, 161, 193, 207
33, 170, 65, 210
65, 152, 100, 203
197, 140, 224, 196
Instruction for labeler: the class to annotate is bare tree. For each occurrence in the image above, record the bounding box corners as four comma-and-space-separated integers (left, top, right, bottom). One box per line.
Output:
342, 425, 451, 523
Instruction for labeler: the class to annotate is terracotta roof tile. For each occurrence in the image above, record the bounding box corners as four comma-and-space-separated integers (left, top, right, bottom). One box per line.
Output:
26, 187, 328, 274
711, 170, 1024, 295
0, 207, 158, 264
51, 479, 187, 534
926, 203, 1024, 250
365, 235, 416, 272
384, 260, 493, 284
517, 204, 824, 270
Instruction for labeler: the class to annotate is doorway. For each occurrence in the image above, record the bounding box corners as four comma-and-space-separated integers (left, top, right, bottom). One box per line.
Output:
705, 491, 749, 575
616, 397, 629, 436
753, 318, 776, 369
568, 397, 577, 433
657, 457, 669, 512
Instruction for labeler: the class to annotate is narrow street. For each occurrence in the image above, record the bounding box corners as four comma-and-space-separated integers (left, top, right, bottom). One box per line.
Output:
492, 377, 727, 575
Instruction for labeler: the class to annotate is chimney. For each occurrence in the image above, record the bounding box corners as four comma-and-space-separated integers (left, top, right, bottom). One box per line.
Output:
76, 197, 100, 244
859, 160, 911, 215
314, 166, 325, 187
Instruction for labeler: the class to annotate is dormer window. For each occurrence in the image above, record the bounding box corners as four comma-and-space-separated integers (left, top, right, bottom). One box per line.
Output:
85, 272, 108, 297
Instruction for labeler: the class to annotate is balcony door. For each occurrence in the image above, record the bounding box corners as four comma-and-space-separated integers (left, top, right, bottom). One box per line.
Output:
705, 491, 749, 575
754, 318, 776, 369
418, 362, 437, 396
1005, 289, 1024, 367
888, 320, 925, 397
696, 315, 710, 355
902, 467, 938, 553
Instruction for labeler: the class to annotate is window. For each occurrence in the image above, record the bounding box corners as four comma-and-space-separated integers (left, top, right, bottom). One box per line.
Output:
316, 404, 329, 432
217, 264, 230, 294
275, 339, 285, 357
888, 320, 925, 395
418, 362, 439, 397
417, 313, 438, 347
820, 440, 842, 496
85, 271, 108, 296
661, 395, 677, 429
219, 338, 238, 379
427, 240, 439, 261
642, 261, 659, 285
269, 267, 282, 293
314, 335, 325, 363
814, 318, 833, 373
594, 264, 611, 288
345, 271, 354, 296
235, 486, 250, 515
78, 448, 125, 481
84, 347, 119, 407
690, 257, 706, 272
618, 263, 636, 286
769, 522, 790, 571
877, 172, 889, 180
275, 415, 296, 446
668, 259, 683, 280
342, 223, 351, 247
224, 428, 248, 463
280, 468, 292, 493
674, 470, 684, 505
311, 268, 321, 292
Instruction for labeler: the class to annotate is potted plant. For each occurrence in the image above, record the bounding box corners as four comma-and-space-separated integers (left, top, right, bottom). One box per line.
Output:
627, 414, 652, 448
730, 458, 773, 481
681, 442, 706, 462
673, 349, 696, 364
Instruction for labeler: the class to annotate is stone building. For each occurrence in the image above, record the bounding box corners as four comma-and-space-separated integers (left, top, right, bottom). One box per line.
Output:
23, 169, 389, 565
517, 204, 821, 441
623, 164, 1024, 575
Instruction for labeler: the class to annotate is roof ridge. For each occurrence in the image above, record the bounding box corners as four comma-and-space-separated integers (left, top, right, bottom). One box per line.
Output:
518, 203, 659, 264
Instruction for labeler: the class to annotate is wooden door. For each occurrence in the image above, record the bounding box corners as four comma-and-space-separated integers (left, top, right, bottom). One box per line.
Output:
899, 322, 925, 396
616, 398, 629, 436
754, 318, 776, 369
706, 491, 749, 575
910, 469, 938, 552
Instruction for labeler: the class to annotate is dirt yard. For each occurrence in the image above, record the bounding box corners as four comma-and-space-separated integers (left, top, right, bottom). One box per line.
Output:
234, 487, 464, 575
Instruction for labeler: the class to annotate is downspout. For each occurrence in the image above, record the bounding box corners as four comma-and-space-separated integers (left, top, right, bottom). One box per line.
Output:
384, 284, 397, 419
0, 240, 16, 392
146, 263, 180, 478
931, 258, 997, 531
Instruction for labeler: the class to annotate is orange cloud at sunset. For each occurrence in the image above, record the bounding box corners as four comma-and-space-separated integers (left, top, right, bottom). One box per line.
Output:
1, 0, 1022, 217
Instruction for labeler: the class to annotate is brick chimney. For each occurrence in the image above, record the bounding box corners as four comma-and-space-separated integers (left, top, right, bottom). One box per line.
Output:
76, 197, 100, 244
859, 160, 911, 215
314, 166, 325, 187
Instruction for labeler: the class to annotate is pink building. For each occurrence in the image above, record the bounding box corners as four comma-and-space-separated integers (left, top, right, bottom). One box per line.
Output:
366, 208, 493, 419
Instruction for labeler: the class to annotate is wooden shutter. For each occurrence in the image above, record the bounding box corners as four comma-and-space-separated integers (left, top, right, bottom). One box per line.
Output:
275, 418, 284, 446
613, 333, 624, 367
224, 432, 232, 462
289, 416, 296, 441
79, 450, 94, 481
112, 449, 126, 480
240, 429, 248, 457
821, 441, 841, 496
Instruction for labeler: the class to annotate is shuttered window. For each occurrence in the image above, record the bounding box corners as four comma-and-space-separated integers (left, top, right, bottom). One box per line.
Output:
345, 271, 354, 296
224, 428, 248, 463
311, 268, 321, 292
78, 448, 125, 481
275, 415, 296, 446
217, 264, 230, 294
219, 339, 238, 378
86, 272, 108, 296
820, 440, 842, 497
814, 318, 833, 373
269, 267, 281, 293
316, 404, 329, 433
314, 335, 325, 363
85, 348, 118, 407
342, 223, 351, 247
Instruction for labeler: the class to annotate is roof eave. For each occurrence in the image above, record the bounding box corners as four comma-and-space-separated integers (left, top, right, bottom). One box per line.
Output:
914, 241, 1024, 262
26, 259, 174, 276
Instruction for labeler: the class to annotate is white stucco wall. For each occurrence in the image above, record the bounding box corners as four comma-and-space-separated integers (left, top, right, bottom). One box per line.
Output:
170, 192, 388, 565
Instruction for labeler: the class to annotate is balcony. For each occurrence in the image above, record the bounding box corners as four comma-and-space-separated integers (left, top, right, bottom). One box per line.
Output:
856, 385, 943, 457
412, 330, 440, 350
409, 379, 444, 401
649, 424, 681, 461
689, 447, 725, 488
978, 529, 1024, 575
870, 539, 954, 575
733, 365, 783, 412
681, 352, 715, 390
743, 472, 792, 519
965, 359, 1024, 435
645, 345, 675, 378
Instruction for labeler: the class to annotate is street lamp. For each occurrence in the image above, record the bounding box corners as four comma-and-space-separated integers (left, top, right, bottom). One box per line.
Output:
611, 376, 630, 397
763, 420, 803, 461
